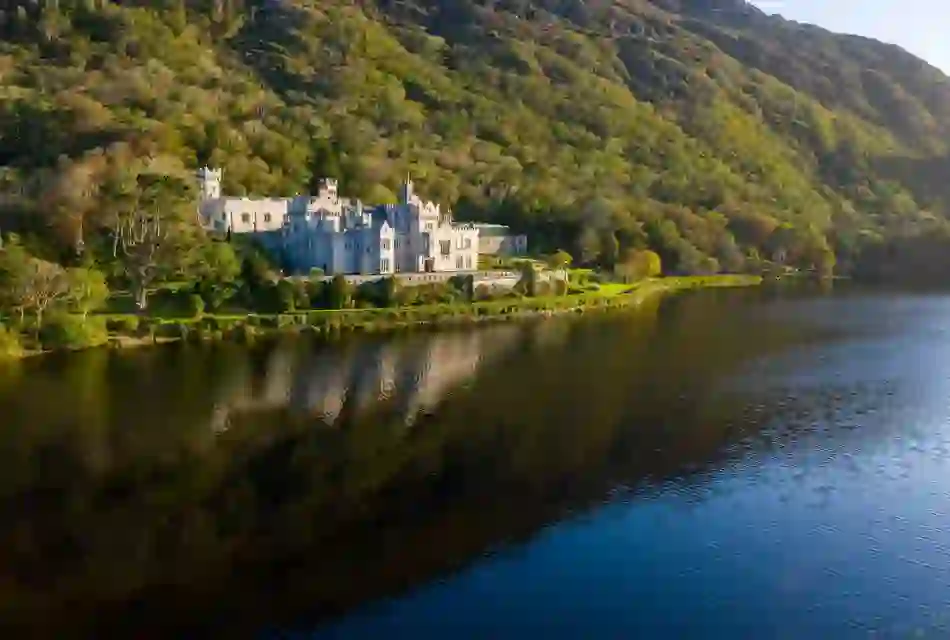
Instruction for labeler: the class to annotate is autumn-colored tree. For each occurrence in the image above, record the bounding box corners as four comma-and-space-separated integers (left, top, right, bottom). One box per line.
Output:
615, 249, 662, 283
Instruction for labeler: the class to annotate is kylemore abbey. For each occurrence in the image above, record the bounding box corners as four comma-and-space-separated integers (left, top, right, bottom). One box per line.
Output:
197, 168, 527, 276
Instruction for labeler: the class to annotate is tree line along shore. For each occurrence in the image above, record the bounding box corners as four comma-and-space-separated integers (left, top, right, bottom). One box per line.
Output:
0, 234, 760, 360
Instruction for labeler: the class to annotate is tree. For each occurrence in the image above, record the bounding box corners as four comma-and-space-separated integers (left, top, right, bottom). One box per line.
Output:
193, 241, 241, 310
546, 249, 573, 293
547, 249, 573, 272
599, 230, 620, 269
240, 249, 277, 293
0, 238, 33, 323
615, 249, 663, 283
380, 276, 399, 307
110, 173, 195, 310
0, 323, 22, 360
40, 154, 107, 256
26, 259, 70, 330
0, 238, 73, 328
275, 280, 297, 313
3, 258, 70, 329
327, 274, 351, 309
194, 241, 241, 284
66, 267, 109, 319
576, 227, 601, 265
516, 260, 539, 297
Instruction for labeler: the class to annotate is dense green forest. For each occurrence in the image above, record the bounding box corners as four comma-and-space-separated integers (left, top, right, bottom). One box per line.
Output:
2, 0, 950, 283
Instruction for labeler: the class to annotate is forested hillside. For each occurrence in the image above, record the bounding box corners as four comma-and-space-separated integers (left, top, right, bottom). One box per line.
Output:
3, 0, 950, 278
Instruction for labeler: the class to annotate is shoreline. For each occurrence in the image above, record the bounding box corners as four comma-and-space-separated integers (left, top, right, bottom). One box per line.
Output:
5, 275, 762, 360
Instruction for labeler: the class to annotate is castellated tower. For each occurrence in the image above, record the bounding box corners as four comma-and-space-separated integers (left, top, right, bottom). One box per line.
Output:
316, 177, 339, 199
400, 174, 414, 204
197, 166, 222, 200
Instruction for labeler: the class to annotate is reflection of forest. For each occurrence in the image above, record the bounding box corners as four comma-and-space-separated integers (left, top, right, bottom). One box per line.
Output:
0, 291, 822, 638
209, 323, 532, 432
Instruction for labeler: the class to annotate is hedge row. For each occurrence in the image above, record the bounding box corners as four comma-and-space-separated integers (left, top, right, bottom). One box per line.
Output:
101, 276, 763, 347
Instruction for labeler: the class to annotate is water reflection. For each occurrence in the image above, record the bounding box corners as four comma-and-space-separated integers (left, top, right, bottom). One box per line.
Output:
0, 313, 621, 638
207, 323, 530, 432
5, 287, 945, 638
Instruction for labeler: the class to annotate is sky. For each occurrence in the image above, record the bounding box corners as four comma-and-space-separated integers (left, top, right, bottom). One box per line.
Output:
750, 0, 950, 74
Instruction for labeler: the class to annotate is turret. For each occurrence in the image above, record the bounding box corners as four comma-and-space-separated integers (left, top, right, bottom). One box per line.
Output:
400, 174, 414, 205
316, 177, 339, 199
197, 166, 222, 200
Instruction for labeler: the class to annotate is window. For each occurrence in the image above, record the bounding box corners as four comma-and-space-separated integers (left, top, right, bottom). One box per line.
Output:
464, 238, 472, 249
465, 256, 472, 269
264, 213, 272, 223
381, 258, 390, 272
382, 238, 391, 250
440, 240, 451, 256
456, 256, 463, 269
426, 223, 434, 232
241, 213, 251, 223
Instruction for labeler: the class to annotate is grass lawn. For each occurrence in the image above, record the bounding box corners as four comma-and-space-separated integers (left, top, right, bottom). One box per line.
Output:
593, 283, 635, 296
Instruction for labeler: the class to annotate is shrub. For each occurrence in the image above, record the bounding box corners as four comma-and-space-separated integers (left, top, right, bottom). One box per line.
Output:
40, 314, 108, 351
327, 274, 351, 309
106, 316, 141, 334
533, 281, 552, 297
188, 294, 205, 318
216, 318, 241, 333
307, 279, 326, 308
474, 284, 493, 301
186, 325, 206, 343
230, 323, 255, 344
198, 283, 236, 312
275, 280, 297, 312
147, 288, 184, 316
0, 323, 23, 359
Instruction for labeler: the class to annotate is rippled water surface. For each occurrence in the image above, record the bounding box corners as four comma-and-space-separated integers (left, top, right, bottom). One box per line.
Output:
3, 286, 950, 638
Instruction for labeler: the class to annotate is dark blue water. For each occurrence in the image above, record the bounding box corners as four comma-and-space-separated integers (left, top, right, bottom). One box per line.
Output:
3, 286, 950, 638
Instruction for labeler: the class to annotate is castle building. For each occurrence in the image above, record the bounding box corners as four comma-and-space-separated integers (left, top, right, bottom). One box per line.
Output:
196, 168, 526, 276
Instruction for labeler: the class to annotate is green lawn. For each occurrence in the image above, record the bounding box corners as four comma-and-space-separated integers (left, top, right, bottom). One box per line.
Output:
593, 283, 635, 296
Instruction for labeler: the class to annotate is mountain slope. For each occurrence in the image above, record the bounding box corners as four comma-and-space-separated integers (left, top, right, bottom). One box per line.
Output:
2, 0, 949, 275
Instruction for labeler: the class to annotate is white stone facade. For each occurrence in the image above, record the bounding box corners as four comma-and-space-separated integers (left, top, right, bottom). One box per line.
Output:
197, 168, 522, 276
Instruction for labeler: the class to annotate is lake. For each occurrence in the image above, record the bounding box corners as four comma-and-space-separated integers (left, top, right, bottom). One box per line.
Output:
3, 285, 950, 638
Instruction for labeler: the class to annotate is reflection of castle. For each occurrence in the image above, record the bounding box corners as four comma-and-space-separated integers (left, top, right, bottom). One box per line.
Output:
209, 325, 526, 430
